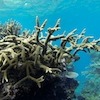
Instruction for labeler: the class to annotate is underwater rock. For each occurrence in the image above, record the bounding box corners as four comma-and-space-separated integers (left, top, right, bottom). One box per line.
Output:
13, 77, 79, 100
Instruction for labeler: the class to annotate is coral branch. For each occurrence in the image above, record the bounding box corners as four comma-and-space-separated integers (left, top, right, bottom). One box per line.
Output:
0, 16, 100, 99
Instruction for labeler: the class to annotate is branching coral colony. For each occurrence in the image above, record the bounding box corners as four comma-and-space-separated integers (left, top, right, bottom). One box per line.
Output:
81, 51, 100, 100
0, 16, 100, 100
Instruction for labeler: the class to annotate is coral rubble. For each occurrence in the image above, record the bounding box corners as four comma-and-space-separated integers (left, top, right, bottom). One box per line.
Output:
0, 17, 100, 100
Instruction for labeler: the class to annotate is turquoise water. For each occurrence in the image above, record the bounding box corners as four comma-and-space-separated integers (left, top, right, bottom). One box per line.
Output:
0, 0, 100, 99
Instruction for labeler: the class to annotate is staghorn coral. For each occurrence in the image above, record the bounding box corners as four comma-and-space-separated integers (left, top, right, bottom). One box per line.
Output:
0, 16, 100, 100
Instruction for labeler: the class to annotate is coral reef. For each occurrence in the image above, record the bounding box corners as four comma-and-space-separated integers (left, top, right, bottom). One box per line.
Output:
81, 51, 100, 100
0, 16, 100, 100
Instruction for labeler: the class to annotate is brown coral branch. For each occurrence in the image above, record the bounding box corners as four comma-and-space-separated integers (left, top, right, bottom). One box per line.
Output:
0, 17, 100, 93
61, 29, 77, 48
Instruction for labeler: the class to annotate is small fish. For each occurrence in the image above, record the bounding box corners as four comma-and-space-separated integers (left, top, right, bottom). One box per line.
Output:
66, 71, 79, 78
72, 55, 80, 62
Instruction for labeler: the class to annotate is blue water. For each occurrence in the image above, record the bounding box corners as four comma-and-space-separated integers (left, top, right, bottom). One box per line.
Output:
0, 0, 100, 96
